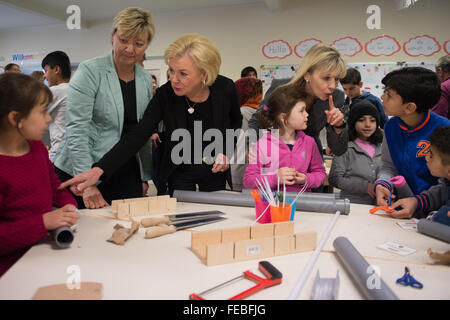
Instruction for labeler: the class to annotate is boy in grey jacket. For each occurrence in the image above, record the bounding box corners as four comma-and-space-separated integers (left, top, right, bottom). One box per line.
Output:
391, 126, 450, 224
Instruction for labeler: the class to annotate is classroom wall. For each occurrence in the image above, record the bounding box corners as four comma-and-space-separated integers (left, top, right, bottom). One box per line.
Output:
0, 0, 449, 80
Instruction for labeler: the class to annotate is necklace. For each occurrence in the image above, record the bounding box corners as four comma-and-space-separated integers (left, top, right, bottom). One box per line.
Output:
185, 97, 197, 114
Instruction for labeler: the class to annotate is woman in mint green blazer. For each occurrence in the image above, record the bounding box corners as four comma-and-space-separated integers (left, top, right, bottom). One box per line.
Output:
54, 7, 155, 209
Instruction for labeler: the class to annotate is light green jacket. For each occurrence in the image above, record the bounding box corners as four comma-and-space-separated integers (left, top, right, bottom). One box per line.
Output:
54, 51, 153, 181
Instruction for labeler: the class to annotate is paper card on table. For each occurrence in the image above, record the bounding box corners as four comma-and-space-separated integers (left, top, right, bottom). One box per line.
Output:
32, 282, 103, 300
377, 242, 416, 256
395, 220, 418, 231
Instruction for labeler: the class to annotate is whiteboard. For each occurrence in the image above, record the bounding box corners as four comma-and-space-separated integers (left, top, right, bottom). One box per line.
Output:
260, 64, 299, 96
347, 61, 436, 98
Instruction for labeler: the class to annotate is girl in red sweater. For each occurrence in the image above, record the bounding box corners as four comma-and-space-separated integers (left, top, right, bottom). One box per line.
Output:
0, 73, 79, 277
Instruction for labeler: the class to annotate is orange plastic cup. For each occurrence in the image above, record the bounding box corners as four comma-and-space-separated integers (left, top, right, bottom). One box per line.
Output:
270, 203, 292, 223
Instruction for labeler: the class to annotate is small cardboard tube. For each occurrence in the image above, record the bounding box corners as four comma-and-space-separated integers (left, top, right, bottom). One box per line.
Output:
145, 225, 176, 239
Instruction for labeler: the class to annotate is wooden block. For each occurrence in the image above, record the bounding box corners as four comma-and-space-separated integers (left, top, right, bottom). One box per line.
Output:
274, 235, 296, 256
191, 229, 222, 249
117, 202, 130, 219
295, 231, 317, 252
123, 197, 149, 203
250, 223, 274, 239
166, 198, 177, 212
129, 200, 149, 216
234, 237, 273, 261
206, 242, 234, 266
111, 200, 123, 213
157, 195, 170, 200
148, 198, 165, 214
191, 246, 207, 264
221, 226, 250, 243
274, 221, 294, 236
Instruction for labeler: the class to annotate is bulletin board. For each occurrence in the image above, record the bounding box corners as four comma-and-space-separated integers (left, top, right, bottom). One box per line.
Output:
260, 64, 299, 96
347, 61, 436, 98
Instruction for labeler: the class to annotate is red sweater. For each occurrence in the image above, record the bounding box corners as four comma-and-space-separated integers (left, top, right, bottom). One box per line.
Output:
0, 140, 77, 277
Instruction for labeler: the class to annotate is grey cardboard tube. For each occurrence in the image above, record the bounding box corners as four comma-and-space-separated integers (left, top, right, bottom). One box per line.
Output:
53, 226, 74, 248
333, 237, 399, 300
173, 190, 350, 215
241, 188, 338, 199
417, 219, 450, 243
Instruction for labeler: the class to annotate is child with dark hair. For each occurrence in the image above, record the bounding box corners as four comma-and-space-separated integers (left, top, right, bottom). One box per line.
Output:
391, 126, 450, 223
243, 85, 326, 192
374, 67, 450, 218
340, 67, 388, 128
240, 66, 258, 79
41, 51, 72, 161
0, 73, 78, 277
235, 77, 263, 130
329, 101, 383, 204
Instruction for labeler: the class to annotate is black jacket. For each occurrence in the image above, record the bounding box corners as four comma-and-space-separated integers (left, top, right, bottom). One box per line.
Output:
97, 74, 242, 194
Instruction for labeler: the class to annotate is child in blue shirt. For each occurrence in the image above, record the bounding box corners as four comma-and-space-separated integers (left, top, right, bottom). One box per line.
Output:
374, 67, 450, 219
391, 126, 450, 223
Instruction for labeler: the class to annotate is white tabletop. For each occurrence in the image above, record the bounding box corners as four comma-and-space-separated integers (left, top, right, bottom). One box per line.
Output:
0, 201, 449, 300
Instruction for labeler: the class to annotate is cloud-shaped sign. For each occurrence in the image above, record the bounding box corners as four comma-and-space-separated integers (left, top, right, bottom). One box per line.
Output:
365, 35, 401, 56
262, 40, 292, 59
331, 37, 362, 57
294, 38, 322, 58
444, 40, 450, 55
403, 35, 441, 57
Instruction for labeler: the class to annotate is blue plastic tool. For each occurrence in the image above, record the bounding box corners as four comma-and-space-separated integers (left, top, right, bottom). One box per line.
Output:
396, 267, 423, 289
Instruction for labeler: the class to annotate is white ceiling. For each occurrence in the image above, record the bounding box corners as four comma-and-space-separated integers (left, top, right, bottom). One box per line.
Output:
0, 0, 284, 30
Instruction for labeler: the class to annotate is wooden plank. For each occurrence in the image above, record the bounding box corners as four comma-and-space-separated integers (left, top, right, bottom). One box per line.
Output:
221, 226, 250, 243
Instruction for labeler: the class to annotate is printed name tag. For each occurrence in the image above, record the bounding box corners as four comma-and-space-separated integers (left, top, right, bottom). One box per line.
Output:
396, 220, 418, 230
377, 242, 416, 256
246, 245, 261, 256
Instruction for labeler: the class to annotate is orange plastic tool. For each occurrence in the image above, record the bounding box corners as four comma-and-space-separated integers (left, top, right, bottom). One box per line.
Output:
369, 206, 395, 214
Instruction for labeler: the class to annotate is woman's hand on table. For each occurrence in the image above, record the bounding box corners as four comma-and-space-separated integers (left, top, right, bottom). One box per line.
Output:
82, 186, 109, 209
58, 167, 104, 196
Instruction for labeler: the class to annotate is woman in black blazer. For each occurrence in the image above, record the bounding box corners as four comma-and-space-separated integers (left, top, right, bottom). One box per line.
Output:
60, 34, 242, 196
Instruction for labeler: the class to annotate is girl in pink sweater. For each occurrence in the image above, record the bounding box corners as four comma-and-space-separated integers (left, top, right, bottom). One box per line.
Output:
243, 85, 326, 192
0, 74, 79, 277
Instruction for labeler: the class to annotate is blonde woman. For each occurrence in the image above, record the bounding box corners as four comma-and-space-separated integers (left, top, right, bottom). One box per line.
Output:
60, 34, 242, 196
248, 44, 348, 156
54, 7, 155, 209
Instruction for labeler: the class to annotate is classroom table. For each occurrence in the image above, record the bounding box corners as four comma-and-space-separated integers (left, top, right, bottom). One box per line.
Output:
0, 197, 449, 300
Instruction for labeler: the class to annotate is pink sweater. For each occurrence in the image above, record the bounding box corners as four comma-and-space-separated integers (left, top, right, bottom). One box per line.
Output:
0, 140, 77, 277
243, 131, 326, 192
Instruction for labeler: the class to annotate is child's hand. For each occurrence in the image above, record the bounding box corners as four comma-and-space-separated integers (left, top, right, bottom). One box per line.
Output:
43, 204, 79, 231
375, 184, 395, 206
294, 172, 307, 185
388, 197, 418, 219
367, 183, 375, 198
277, 167, 296, 185
82, 186, 109, 209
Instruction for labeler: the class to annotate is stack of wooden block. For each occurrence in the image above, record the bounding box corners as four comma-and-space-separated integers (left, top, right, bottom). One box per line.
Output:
111, 195, 177, 219
191, 221, 317, 266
